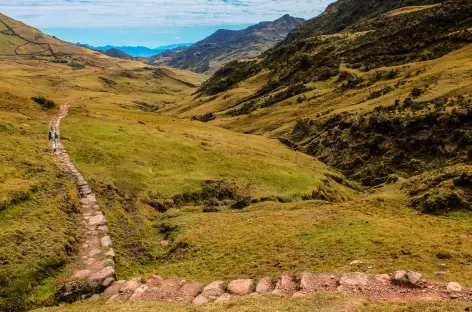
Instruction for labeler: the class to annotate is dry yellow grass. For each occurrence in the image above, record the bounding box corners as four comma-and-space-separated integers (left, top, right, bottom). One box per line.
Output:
386, 4, 442, 17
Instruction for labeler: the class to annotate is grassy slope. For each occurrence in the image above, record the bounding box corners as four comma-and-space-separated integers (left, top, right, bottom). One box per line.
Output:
0, 92, 81, 311
0, 21, 206, 310
163, 2, 472, 137
168, 43, 472, 137
60, 103, 355, 279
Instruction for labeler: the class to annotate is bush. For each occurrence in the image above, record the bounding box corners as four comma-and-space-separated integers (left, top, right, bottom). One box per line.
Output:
231, 195, 252, 209
31, 96, 56, 109
192, 112, 216, 122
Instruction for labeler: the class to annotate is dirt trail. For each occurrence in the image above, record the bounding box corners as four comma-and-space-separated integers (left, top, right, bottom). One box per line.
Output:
51, 105, 116, 301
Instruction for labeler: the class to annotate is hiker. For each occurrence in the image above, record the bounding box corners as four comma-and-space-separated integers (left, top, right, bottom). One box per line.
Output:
48, 127, 58, 152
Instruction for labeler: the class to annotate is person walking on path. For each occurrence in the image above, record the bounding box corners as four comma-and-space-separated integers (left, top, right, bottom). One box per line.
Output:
49, 127, 58, 153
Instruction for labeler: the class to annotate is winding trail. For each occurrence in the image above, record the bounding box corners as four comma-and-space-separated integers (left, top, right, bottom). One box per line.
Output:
50, 105, 471, 307
51, 105, 116, 299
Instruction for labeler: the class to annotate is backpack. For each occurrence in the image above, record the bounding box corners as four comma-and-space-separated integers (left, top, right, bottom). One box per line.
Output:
49, 130, 57, 140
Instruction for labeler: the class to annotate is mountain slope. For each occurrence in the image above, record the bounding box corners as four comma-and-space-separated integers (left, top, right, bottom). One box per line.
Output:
163, 0, 472, 185
0, 13, 146, 69
150, 14, 304, 74
103, 48, 134, 60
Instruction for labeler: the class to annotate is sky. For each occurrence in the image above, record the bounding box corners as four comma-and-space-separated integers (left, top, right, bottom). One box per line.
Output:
0, 0, 333, 47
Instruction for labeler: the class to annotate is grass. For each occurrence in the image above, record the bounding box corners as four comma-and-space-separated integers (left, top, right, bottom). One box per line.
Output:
0, 92, 81, 311
129, 187, 472, 285
59, 104, 354, 279
33, 293, 472, 312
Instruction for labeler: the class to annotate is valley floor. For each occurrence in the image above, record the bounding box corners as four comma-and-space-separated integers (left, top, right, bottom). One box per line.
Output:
3, 52, 472, 311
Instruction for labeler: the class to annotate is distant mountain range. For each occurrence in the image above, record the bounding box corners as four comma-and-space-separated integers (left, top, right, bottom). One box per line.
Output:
77, 43, 193, 57
149, 14, 304, 74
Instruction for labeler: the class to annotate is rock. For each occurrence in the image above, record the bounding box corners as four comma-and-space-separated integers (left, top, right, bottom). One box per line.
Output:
103, 259, 115, 267
101, 236, 112, 248
201, 281, 225, 300
175, 281, 203, 304
72, 269, 91, 280
120, 277, 143, 294
227, 279, 254, 296
129, 285, 149, 301
374, 274, 391, 285
394, 270, 408, 281
349, 260, 363, 265
407, 271, 422, 285
56, 280, 93, 303
193, 295, 209, 305
272, 273, 297, 297
105, 248, 116, 258
437, 263, 447, 268
215, 293, 232, 303
447, 282, 462, 293
89, 249, 101, 257
339, 272, 368, 286
160, 240, 169, 247
104, 280, 126, 294
89, 267, 116, 286
299, 272, 337, 293
256, 277, 273, 293
102, 277, 115, 287
88, 294, 100, 301
98, 225, 109, 233
89, 214, 106, 226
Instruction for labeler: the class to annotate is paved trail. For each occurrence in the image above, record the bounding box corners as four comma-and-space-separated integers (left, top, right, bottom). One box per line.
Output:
51, 105, 116, 301
50, 105, 472, 307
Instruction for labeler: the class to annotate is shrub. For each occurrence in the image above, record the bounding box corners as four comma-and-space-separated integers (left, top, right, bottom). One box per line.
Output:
31, 96, 56, 109
192, 112, 216, 122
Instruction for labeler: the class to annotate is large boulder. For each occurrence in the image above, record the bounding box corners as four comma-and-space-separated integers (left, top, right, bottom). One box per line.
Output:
227, 279, 254, 296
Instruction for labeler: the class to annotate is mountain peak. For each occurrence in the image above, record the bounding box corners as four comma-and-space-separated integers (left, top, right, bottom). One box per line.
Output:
150, 15, 304, 74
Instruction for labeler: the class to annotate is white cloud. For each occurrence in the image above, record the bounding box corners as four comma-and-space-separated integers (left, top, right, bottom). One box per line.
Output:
0, 0, 332, 28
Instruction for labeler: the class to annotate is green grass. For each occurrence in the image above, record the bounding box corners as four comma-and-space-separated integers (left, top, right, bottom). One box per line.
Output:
61, 105, 354, 279
0, 93, 81, 311
133, 187, 472, 284
33, 293, 472, 312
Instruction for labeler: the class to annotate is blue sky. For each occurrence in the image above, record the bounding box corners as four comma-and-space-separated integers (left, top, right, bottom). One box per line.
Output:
0, 0, 333, 47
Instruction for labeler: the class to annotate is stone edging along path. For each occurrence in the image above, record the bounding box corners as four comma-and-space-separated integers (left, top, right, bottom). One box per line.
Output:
50, 105, 471, 306
51, 105, 116, 302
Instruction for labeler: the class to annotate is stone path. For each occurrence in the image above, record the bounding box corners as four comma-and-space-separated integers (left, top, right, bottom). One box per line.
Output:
51, 105, 116, 301
101, 271, 472, 305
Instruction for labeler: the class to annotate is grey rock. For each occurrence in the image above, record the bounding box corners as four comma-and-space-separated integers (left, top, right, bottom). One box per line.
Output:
201, 281, 225, 300
339, 272, 368, 286
227, 279, 254, 296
